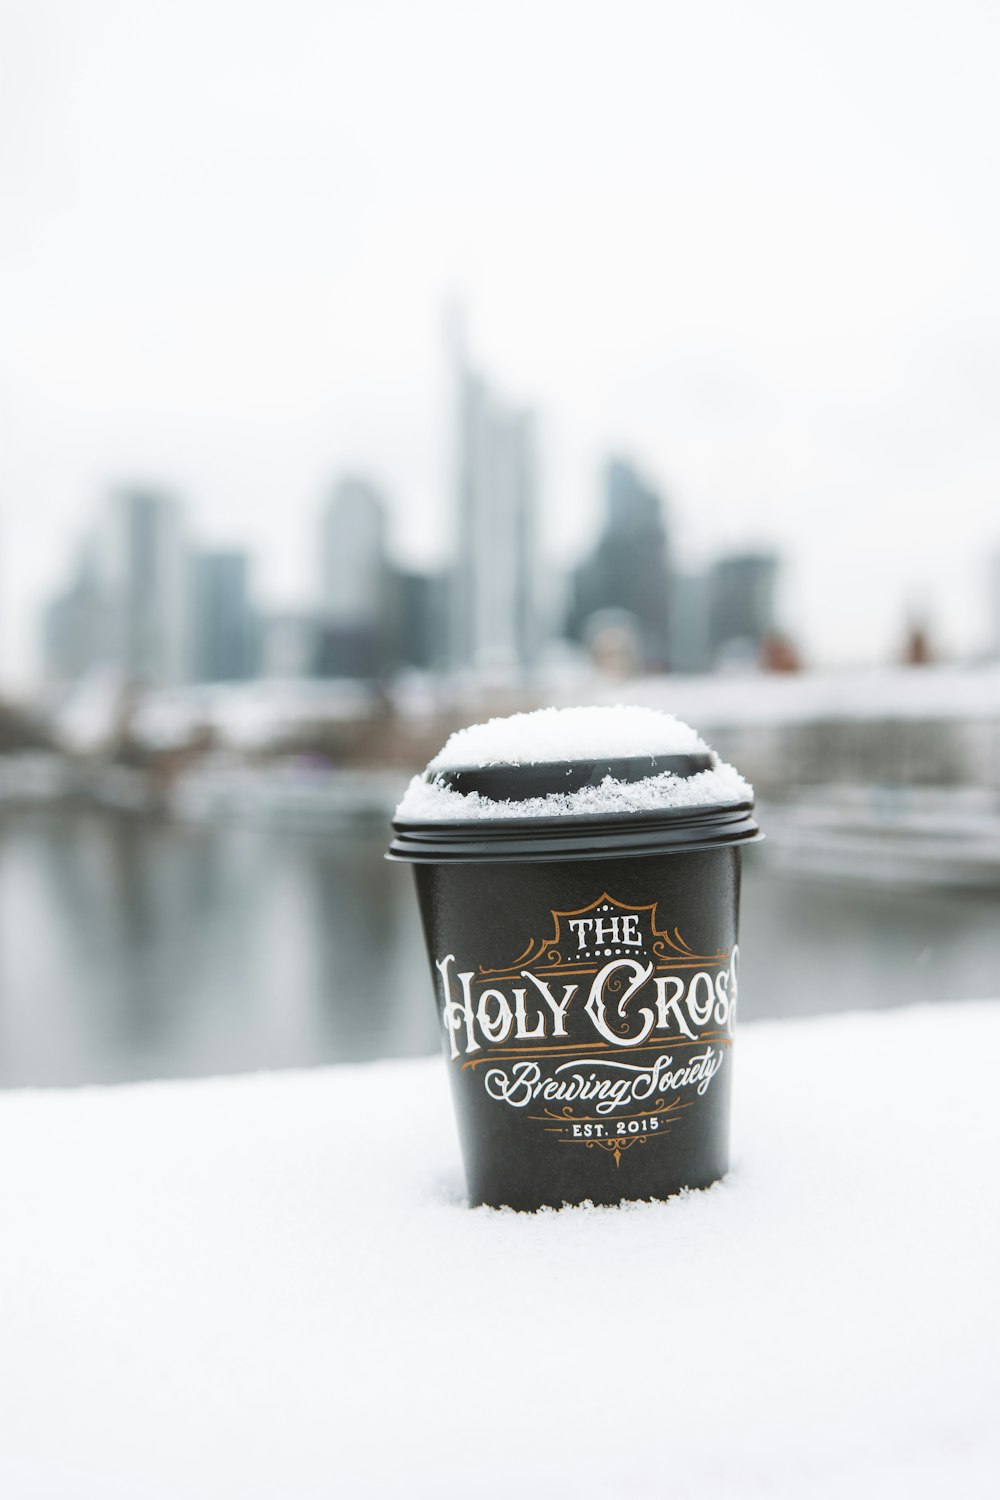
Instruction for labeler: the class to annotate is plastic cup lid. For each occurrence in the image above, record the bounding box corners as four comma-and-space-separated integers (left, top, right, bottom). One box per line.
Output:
431, 751, 715, 803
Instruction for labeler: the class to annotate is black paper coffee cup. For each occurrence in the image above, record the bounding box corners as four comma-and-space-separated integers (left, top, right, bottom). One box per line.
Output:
389, 732, 760, 1211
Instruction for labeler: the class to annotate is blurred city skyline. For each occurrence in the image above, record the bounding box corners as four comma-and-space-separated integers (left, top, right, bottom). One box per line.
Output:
3, 0, 1000, 681
39, 352, 788, 696
9, 310, 1000, 687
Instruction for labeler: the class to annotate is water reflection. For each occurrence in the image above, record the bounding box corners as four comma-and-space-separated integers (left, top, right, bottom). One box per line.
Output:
0, 809, 435, 1086
739, 845, 999, 1020
0, 808, 997, 1087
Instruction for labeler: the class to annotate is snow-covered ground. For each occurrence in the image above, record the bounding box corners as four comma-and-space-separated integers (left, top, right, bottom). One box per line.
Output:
1, 1001, 997, 1499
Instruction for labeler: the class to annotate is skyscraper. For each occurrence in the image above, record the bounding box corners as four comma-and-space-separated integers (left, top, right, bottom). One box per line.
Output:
43, 533, 114, 683
259, 613, 320, 680
316, 476, 390, 677
321, 478, 389, 626
567, 457, 672, 670
389, 569, 449, 672
101, 489, 188, 687
450, 337, 540, 678
668, 570, 712, 674
706, 552, 778, 666
188, 550, 256, 683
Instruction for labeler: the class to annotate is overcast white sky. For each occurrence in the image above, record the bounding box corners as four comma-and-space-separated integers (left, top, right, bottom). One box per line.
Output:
2, 0, 999, 680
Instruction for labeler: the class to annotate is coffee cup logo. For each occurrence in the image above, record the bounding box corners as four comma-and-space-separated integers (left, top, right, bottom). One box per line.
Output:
433, 893, 736, 1168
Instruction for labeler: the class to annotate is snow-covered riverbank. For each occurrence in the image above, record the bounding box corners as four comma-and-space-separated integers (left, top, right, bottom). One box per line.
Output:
1, 1001, 997, 1499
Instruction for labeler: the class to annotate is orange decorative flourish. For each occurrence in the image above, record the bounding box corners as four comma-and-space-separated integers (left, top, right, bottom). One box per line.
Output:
528, 1098, 688, 1125
588, 1135, 646, 1168
476, 892, 726, 980
477, 938, 540, 975
459, 1034, 732, 1069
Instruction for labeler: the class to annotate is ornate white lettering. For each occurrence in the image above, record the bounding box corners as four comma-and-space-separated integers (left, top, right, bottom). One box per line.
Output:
584, 959, 656, 1046
477, 987, 514, 1043
521, 971, 578, 1036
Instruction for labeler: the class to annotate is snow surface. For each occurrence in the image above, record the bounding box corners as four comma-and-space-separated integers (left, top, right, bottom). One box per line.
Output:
0, 1001, 997, 1499
428, 705, 711, 769
397, 705, 752, 822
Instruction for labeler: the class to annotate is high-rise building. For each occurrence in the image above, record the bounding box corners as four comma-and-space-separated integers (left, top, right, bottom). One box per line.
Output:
316, 477, 391, 678
43, 533, 115, 684
188, 550, 256, 683
45, 491, 187, 687
321, 477, 389, 626
567, 457, 672, 670
706, 552, 779, 667
101, 489, 188, 686
259, 612, 321, 680
668, 571, 712, 674
389, 568, 449, 672
450, 339, 540, 678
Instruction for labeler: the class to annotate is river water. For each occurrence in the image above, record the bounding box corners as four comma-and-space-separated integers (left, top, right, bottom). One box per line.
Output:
1, 806, 997, 1088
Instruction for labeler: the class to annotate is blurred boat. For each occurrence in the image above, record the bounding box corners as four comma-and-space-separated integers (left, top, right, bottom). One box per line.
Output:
760, 784, 1000, 889
0, 752, 77, 804
168, 757, 407, 828
0, 746, 412, 827
0, 753, 170, 816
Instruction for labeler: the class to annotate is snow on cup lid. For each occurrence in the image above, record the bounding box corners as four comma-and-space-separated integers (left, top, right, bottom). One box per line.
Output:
430, 704, 710, 768
393, 704, 754, 825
